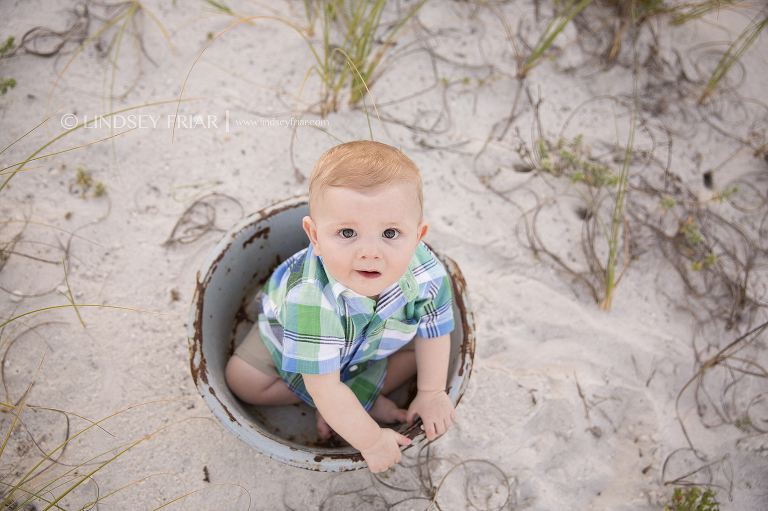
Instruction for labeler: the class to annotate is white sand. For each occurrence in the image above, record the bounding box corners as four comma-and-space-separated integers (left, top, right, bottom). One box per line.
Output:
1, 0, 767, 509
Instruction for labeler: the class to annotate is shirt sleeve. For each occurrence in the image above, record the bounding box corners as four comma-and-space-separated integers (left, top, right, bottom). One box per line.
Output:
416, 273, 455, 339
277, 280, 346, 374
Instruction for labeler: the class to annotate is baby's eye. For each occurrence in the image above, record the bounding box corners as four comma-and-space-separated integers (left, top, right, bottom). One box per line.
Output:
382, 228, 400, 239
339, 228, 356, 239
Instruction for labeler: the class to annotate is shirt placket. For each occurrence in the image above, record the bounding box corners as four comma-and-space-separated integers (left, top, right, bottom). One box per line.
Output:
350, 270, 420, 369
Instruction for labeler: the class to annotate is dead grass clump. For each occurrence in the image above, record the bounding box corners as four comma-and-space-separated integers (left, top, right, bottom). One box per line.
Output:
17, 2, 90, 58
162, 192, 244, 247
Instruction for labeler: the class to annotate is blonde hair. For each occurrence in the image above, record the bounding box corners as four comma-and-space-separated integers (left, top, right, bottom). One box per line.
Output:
308, 141, 423, 217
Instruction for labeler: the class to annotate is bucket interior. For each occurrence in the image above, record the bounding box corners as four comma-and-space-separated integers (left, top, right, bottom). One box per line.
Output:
191, 198, 472, 470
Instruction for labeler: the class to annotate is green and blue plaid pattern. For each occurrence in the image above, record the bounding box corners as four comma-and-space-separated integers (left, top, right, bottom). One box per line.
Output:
258, 242, 454, 410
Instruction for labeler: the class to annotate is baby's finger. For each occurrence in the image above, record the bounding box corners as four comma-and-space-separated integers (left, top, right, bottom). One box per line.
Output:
405, 407, 417, 426
434, 420, 446, 437
425, 421, 436, 441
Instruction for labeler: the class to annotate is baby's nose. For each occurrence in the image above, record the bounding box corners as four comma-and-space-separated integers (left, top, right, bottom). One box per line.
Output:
357, 238, 382, 258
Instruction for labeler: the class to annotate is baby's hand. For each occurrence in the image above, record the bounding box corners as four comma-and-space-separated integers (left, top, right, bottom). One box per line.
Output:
360, 428, 411, 473
406, 390, 455, 441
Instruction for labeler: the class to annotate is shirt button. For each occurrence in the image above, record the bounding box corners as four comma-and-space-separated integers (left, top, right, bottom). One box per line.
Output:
349, 365, 359, 372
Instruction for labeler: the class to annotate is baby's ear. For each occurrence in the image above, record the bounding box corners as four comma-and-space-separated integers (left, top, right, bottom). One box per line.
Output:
302, 216, 321, 255
416, 220, 429, 243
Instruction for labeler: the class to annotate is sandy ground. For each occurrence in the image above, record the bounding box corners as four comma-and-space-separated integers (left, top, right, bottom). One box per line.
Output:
1, 0, 768, 509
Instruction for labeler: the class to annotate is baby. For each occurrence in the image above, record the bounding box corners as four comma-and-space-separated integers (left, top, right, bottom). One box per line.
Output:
225, 140, 455, 473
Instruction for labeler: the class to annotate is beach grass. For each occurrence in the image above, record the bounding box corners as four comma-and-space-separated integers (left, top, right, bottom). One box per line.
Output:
698, 4, 768, 103
310, 0, 427, 114
0, 390, 243, 510
519, 0, 595, 78
178, 4, 395, 138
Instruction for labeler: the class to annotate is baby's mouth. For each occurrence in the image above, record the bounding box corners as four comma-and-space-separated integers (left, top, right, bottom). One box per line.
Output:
356, 270, 381, 279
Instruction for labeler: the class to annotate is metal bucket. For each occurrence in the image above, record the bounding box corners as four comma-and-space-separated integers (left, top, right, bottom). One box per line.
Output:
188, 196, 475, 471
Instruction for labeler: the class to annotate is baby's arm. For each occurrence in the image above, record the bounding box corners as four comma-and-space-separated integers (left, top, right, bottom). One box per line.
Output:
303, 371, 411, 473
405, 333, 455, 441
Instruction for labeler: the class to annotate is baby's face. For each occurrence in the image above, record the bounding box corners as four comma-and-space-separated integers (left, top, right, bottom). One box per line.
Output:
303, 182, 428, 298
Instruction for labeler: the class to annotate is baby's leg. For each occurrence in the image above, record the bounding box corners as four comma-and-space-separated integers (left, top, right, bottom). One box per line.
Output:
381, 347, 417, 395
225, 355, 302, 405
226, 325, 300, 405
315, 410, 335, 439
367, 347, 417, 424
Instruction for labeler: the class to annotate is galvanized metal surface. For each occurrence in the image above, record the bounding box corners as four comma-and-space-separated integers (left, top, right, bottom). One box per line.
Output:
188, 196, 475, 471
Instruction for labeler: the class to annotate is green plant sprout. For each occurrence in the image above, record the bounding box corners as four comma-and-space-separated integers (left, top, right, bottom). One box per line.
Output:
682, 219, 703, 246
665, 487, 720, 511
72, 167, 106, 198
713, 185, 738, 202
0, 36, 13, 56
75, 167, 93, 188
537, 135, 620, 187
660, 195, 676, 211
691, 252, 716, 272
0, 35, 16, 94
0, 77, 15, 94
93, 181, 107, 197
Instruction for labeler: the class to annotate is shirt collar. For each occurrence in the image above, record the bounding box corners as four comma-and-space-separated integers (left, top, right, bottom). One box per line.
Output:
305, 243, 420, 316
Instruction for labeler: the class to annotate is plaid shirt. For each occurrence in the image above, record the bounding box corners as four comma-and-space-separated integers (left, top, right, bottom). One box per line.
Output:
258, 241, 454, 411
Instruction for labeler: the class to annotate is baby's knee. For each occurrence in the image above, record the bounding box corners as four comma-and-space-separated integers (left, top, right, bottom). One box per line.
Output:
225, 354, 284, 404
225, 355, 249, 392
226, 356, 264, 395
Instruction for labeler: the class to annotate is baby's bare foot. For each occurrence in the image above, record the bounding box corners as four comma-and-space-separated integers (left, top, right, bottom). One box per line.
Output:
316, 409, 335, 439
369, 395, 407, 424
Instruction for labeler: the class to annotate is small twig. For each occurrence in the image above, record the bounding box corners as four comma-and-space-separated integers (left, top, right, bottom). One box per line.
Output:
574, 372, 590, 420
